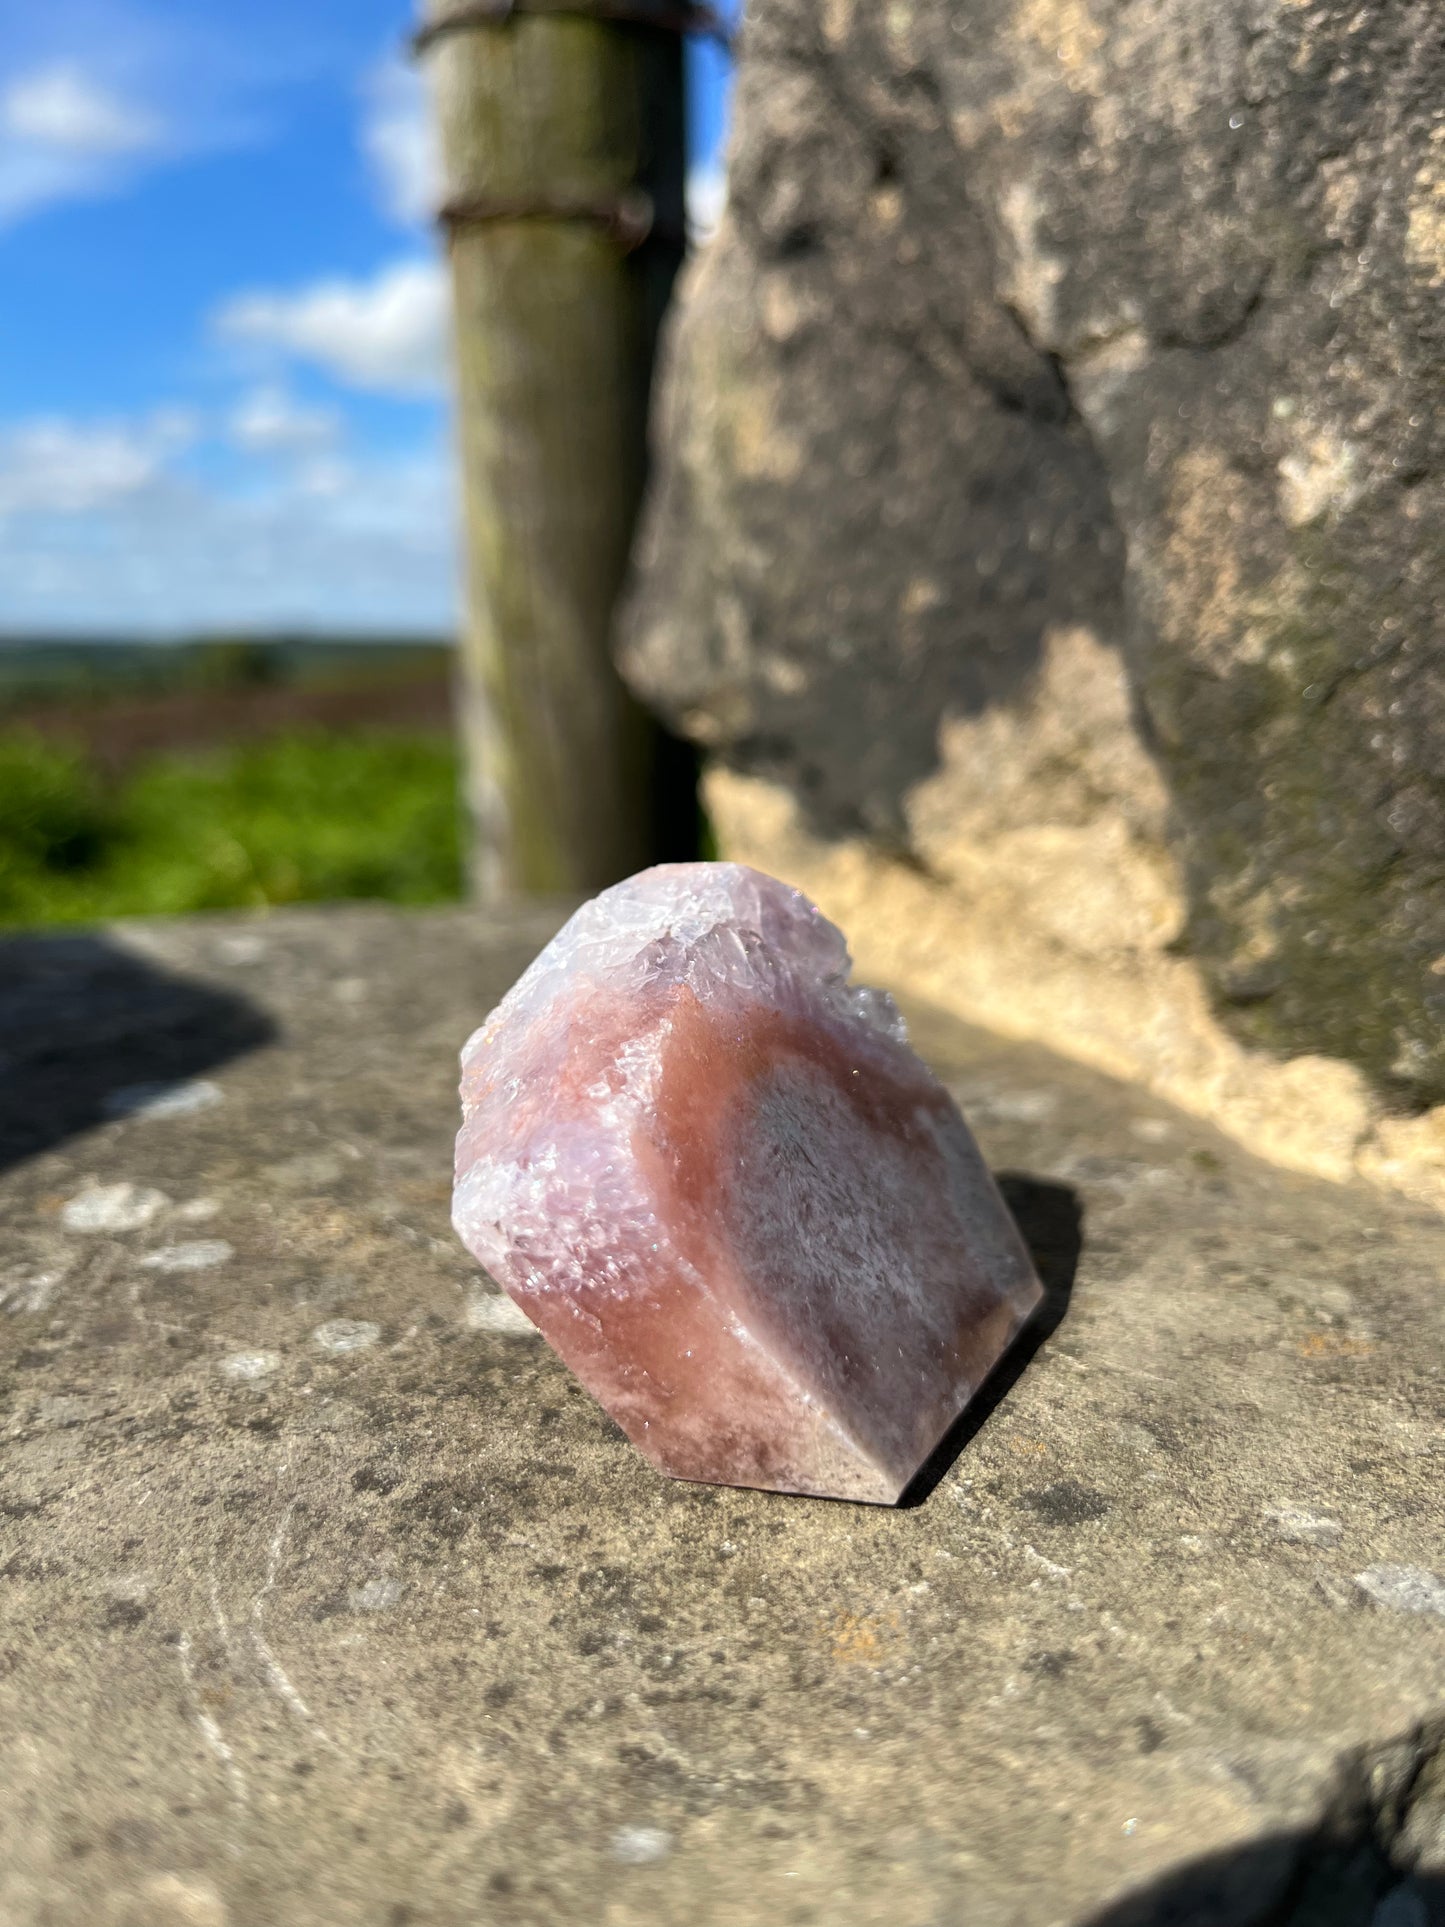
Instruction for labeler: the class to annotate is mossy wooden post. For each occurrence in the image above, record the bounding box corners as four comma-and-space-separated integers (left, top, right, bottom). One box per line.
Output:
420, 1, 686, 901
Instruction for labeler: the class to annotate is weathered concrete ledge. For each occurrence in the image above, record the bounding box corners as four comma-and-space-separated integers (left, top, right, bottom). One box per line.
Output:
1, 904, 1442, 1925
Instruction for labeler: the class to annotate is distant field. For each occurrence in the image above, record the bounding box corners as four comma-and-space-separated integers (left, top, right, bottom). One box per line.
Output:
0, 635, 454, 705
0, 639, 464, 925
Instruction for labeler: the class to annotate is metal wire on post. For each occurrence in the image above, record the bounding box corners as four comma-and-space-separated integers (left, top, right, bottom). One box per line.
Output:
418, 0, 691, 901
435, 188, 684, 254
411, 1, 732, 56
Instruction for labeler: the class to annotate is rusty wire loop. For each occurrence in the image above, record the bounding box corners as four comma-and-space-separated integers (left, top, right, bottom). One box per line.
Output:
415, 2, 718, 249
411, 0, 733, 56
436, 186, 684, 253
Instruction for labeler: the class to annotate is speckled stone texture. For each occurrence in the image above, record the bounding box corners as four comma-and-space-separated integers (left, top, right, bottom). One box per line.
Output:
453, 864, 1042, 1503
1, 904, 1443, 1927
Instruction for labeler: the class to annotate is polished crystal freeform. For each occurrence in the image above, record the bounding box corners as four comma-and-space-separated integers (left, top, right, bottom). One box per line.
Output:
452, 863, 1044, 1503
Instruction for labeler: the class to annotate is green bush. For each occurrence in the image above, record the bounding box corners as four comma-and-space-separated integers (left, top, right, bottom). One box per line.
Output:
0, 730, 463, 925
0, 734, 116, 917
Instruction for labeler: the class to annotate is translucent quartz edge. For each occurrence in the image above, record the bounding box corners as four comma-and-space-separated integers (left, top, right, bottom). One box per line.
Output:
457, 861, 907, 1076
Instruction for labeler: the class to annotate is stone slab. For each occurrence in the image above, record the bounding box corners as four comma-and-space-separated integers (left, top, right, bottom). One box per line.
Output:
1, 905, 1441, 1926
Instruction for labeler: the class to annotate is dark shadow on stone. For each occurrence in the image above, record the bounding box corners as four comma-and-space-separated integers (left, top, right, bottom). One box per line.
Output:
0, 931, 275, 1174
1078, 1712, 1445, 1926
899, 1173, 1082, 1508
1080, 1841, 1444, 1927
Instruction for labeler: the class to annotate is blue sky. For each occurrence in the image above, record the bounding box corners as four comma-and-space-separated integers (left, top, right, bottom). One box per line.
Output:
0, 0, 734, 636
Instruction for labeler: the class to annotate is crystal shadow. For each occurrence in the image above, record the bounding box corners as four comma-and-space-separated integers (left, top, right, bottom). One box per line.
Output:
899, 1173, 1082, 1508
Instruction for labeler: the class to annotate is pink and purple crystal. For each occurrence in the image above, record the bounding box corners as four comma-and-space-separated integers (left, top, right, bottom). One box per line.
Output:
453, 863, 1043, 1503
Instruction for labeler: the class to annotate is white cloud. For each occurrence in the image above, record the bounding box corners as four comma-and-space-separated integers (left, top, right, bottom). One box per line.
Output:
0, 412, 195, 518
2, 63, 158, 152
229, 386, 341, 454
205, 60, 449, 403
0, 61, 165, 226
0, 406, 457, 633
214, 258, 450, 398
362, 58, 441, 228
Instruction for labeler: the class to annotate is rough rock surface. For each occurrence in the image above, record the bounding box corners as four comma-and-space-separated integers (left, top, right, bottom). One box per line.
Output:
1, 903, 1443, 1925
454, 864, 1042, 1502
622, 0, 1445, 1121
701, 763, 1445, 1215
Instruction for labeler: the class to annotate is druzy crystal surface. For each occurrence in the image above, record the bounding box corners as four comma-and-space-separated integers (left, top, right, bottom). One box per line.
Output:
453, 863, 1043, 1503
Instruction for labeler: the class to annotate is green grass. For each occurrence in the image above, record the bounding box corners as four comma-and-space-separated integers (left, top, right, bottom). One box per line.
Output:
0, 730, 464, 925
